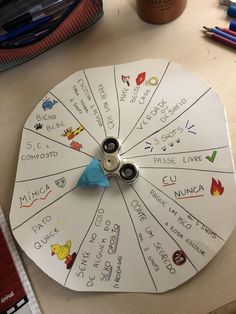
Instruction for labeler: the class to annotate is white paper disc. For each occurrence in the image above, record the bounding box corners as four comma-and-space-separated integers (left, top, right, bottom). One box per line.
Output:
10, 59, 236, 293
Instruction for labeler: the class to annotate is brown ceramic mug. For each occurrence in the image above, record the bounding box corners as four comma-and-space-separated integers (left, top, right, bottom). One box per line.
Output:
136, 0, 187, 24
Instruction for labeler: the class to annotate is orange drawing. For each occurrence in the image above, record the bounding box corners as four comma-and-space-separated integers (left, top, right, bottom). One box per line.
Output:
51, 240, 77, 269
70, 141, 83, 151
62, 126, 84, 140
210, 178, 224, 196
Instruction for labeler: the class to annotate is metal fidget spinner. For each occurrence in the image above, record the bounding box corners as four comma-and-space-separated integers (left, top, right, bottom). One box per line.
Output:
101, 137, 139, 183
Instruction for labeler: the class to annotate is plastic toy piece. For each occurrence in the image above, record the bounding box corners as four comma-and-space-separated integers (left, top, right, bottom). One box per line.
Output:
77, 158, 110, 188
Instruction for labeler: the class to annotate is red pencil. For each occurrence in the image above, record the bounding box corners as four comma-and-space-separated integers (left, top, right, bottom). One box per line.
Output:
205, 31, 236, 49
215, 27, 236, 37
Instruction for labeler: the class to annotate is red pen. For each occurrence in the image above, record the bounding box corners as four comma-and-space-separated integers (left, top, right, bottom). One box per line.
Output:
215, 27, 236, 38
204, 31, 236, 49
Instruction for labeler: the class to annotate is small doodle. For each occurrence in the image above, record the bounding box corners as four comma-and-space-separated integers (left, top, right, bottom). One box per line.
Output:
136, 72, 146, 86
51, 240, 77, 269
144, 141, 153, 153
172, 250, 187, 266
211, 178, 224, 196
42, 98, 58, 111
55, 177, 66, 188
185, 120, 197, 135
70, 141, 83, 151
161, 139, 180, 152
146, 76, 159, 86
121, 75, 130, 86
206, 150, 217, 163
62, 126, 84, 140
34, 123, 43, 130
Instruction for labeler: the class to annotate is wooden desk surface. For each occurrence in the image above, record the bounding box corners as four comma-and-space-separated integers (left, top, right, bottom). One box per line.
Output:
0, 1, 236, 313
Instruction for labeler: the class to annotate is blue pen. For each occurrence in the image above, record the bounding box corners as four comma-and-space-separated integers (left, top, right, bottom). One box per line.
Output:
203, 26, 236, 43
230, 21, 236, 32
0, 15, 53, 43
227, 5, 236, 17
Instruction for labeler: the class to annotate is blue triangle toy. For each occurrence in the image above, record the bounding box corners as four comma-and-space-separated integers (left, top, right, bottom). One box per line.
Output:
77, 158, 110, 188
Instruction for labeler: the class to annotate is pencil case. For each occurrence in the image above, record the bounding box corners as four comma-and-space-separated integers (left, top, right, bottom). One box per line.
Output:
0, 0, 103, 72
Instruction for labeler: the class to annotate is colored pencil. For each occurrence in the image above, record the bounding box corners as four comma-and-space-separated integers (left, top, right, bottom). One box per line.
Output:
204, 31, 236, 49
203, 26, 236, 42
215, 27, 236, 37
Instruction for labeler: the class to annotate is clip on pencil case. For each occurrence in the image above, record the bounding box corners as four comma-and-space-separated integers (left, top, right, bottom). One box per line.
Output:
0, 0, 103, 72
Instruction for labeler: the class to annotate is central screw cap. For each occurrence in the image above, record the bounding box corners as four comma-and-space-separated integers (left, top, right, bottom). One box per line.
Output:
102, 155, 120, 172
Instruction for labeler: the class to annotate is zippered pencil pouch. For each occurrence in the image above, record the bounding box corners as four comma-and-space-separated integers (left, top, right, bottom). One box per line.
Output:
0, 0, 103, 72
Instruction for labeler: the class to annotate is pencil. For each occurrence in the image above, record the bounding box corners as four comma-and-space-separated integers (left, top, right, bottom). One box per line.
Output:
203, 26, 236, 42
204, 31, 236, 49
215, 27, 236, 37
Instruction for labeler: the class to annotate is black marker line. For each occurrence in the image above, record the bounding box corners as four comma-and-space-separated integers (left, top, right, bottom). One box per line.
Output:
16, 165, 88, 183
64, 188, 106, 286
139, 167, 234, 174
49, 91, 101, 148
114, 65, 121, 138
24, 127, 94, 160
140, 175, 225, 241
121, 87, 212, 156
83, 70, 107, 139
12, 187, 76, 231
124, 145, 228, 159
122, 61, 171, 145
116, 179, 158, 292
131, 184, 198, 272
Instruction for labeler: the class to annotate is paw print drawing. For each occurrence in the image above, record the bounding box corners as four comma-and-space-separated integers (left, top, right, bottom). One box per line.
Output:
34, 123, 43, 130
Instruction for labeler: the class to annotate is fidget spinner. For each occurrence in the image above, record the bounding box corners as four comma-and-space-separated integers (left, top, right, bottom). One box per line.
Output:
101, 137, 139, 183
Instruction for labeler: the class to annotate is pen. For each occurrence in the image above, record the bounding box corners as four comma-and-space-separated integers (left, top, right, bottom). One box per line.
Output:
5, 28, 50, 46
3, 4, 48, 32
229, 21, 236, 31
227, 5, 236, 17
0, 16, 61, 47
203, 26, 236, 42
0, 15, 53, 43
204, 31, 236, 49
2, 0, 74, 31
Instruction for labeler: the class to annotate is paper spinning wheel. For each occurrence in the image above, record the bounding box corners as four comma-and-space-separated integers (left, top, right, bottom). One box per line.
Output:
10, 59, 236, 293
